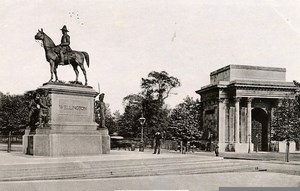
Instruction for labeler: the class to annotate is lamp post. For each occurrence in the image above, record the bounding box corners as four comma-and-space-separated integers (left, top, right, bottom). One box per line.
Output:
138, 114, 146, 152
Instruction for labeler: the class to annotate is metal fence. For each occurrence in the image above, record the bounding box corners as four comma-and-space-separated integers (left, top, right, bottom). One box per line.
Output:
0, 134, 23, 152
0, 135, 23, 144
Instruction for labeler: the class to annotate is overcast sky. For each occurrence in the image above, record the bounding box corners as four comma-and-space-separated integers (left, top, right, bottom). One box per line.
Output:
1, 0, 300, 113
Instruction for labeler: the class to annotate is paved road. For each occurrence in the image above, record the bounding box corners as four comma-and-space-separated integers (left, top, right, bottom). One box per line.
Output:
0, 172, 299, 191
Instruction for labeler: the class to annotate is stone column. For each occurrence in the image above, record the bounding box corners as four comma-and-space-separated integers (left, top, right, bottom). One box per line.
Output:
247, 98, 253, 143
218, 98, 227, 152
247, 97, 253, 152
235, 97, 241, 143
267, 107, 272, 152
228, 106, 235, 143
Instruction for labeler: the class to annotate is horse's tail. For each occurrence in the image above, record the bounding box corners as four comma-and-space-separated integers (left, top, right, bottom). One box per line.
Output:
82, 51, 90, 68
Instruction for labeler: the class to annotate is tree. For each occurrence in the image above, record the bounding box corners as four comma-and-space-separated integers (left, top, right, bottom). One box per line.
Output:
0, 93, 29, 135
168, 96, 203, 143
141, 71, 181, 106
103, 103, 115, 133
272, 96, 300, 162
141, 71, 180, 138
118, 71, 181, 141
272, 97, 300, 141
109, 110, 122, 135
118, 94, 144, 138
142, 98, 170, 140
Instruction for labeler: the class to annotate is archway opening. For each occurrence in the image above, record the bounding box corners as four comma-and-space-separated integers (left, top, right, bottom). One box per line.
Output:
251, 108, 269, 151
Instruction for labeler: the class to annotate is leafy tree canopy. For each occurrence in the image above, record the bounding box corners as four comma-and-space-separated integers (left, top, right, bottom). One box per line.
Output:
141, 71, 181, 105
118, 71, 181, 140
168, 96, 203, 142
0, 93, 29, 135
272, 96, 300, 142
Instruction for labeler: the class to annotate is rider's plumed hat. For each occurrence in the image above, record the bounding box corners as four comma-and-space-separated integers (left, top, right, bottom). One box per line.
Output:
60, 25, 69, 32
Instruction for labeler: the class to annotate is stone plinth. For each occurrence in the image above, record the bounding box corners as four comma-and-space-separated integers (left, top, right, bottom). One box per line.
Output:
218, 143, 227, 152
23, 83, 110, 156
279, 141, 296, 153
234, 143, 254, 153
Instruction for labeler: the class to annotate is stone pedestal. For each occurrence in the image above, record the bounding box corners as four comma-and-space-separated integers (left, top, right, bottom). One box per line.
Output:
218, 143, 227, 152
235, 143, 253, 153
23, 83, 110, 156
99, 128, 110, 154
279, 141, 296, 153
22, 128, 31, 154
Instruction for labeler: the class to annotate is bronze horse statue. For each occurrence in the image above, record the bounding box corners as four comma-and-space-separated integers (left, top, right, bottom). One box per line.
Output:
34, 29, 89, 85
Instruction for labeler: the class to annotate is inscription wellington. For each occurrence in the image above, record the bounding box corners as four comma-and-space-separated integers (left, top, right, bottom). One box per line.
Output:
59, 105, 87, 111
58, 99, 89, 116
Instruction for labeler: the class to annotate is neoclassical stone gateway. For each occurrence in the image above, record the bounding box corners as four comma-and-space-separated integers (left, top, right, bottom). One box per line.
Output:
196, 65, 300, 153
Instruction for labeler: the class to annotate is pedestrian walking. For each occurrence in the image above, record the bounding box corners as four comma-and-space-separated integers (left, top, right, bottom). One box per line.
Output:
153, 131, 162, 154
215, 144, 219, 157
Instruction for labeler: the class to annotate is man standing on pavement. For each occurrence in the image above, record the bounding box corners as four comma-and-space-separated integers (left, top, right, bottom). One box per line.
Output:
153, 131, 162, 154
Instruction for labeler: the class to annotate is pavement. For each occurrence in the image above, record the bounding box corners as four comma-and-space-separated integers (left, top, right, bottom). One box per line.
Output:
0, 149, 191, 165
0, 172, 299, 191
0, 149, 299, 191
220, 151, 300, 162
171, 149, 300, 163
1, 143, 300, 162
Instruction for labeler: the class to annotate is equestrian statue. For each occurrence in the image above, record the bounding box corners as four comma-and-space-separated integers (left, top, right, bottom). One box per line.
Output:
35, 25, 89, 85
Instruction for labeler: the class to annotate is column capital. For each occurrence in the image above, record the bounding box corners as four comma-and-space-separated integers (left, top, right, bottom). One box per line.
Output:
247, 97, 254, 103
234, 97, 241, 103
217, 98, 226, 103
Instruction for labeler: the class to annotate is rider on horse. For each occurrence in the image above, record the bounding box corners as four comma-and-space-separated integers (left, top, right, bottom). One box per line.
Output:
35, 27, 90, 85
59, 25, 72, 65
